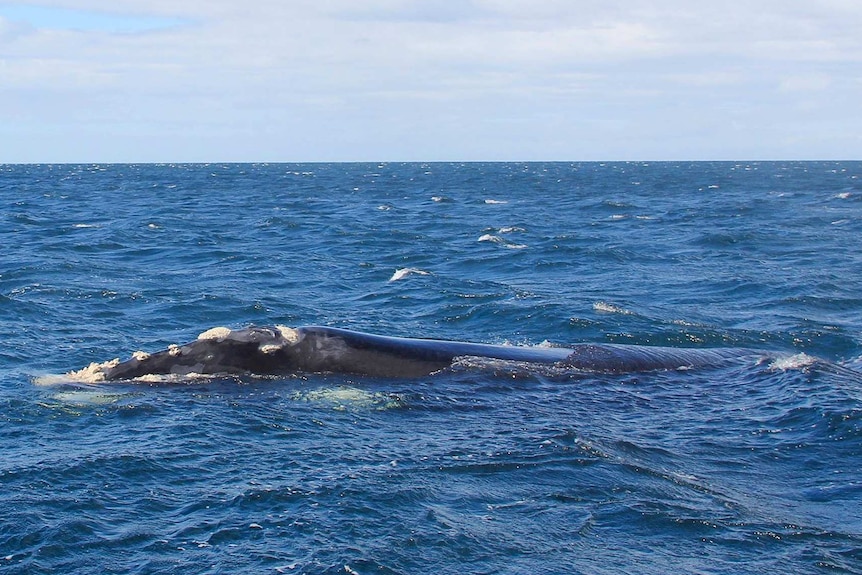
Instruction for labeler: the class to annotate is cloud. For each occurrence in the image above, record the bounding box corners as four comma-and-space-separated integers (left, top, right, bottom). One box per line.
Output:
778, 74, 832, 93
1, 0, 861, 161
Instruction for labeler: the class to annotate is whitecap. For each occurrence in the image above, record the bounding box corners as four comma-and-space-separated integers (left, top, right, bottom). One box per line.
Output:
389, 268, 431, 282
593, 301, 633, 315
478, 234, 504, 244
484, 199, 508, 204
477, 234, 526, 249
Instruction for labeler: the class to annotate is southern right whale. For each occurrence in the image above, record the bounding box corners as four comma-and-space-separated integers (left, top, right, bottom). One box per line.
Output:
71, 325, 770, 382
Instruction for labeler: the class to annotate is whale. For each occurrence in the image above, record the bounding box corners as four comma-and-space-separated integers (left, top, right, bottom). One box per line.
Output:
70, 325, 769, 382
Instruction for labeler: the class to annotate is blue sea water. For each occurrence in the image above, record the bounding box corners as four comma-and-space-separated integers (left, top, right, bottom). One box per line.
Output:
1, 161, 861, 574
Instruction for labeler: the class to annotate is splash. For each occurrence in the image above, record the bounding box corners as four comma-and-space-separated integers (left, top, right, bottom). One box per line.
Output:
769, 353, 818, 371
44, 359, 121, 384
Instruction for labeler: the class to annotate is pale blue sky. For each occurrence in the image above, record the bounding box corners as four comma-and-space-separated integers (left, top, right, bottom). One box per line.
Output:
1, 0, 860, 162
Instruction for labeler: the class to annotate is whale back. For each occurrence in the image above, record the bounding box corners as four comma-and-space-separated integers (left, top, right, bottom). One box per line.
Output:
83, 325, 766, 381
292, 326, 573, 377
562, 343, 761, 373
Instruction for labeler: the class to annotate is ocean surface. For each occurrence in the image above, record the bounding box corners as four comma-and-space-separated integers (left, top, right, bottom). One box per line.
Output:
1, 161, 861, 574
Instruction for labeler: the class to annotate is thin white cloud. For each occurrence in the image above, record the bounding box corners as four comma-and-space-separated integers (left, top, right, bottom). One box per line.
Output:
778, 74, 832, 93
1, 0, 861, 161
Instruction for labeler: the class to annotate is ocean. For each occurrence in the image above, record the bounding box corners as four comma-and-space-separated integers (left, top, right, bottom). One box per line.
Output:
1, 161, 861, 574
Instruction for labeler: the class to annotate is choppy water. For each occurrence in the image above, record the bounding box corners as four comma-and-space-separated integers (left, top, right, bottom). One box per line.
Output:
2, 162, 862, 574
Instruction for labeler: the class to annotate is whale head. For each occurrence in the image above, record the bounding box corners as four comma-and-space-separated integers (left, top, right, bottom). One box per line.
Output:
96, 326, 303, 381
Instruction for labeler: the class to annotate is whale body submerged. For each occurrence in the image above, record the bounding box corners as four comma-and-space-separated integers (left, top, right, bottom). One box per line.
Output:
73, 325, 767, 382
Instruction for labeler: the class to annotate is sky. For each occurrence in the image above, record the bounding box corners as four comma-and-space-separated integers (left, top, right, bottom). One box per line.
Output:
1, 0, 860, 162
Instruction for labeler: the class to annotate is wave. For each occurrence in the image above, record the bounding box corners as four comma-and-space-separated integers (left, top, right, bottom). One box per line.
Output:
477, 234, 527, 249
388, 268, 432, 282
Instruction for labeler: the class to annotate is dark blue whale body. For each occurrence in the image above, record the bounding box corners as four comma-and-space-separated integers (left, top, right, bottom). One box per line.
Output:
83, 325, 767, 381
